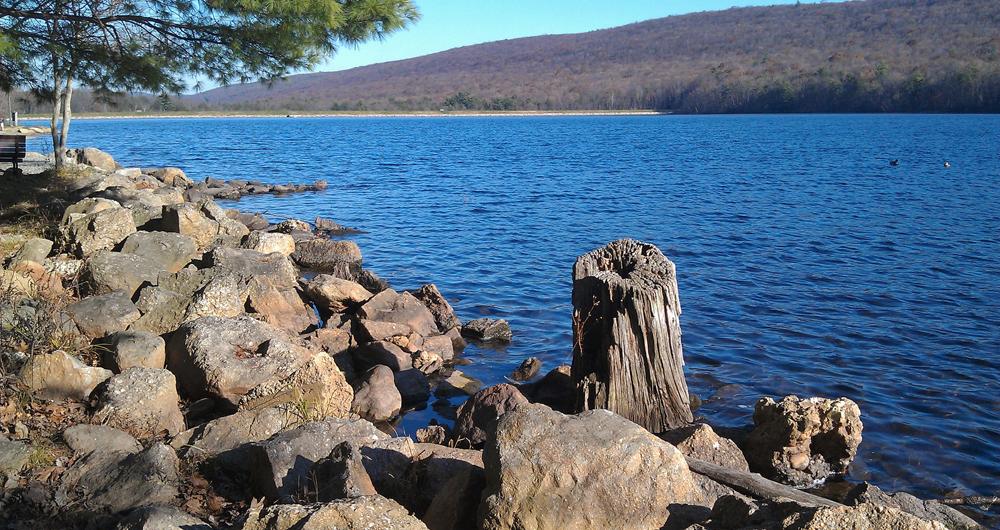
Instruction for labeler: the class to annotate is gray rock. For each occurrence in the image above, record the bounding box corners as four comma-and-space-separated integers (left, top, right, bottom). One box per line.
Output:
113, 505, 212, 530
8, 238, 53, 266
845, 482, 981, 530
170, 407, 299, 460
55, 443, 180, 513
81, 251, 162, 298
394, 369, 431, 407
240, 495, 428, 530
19, 350, 113, 401
462, 318, 512, 343
0, 438, 30, 478
292, 238, 362, 277
205, 246, 298, 290
351, 365, 401, 422
62, 425, 141, 455
357, 268, 390, 293
412, 284, 461, 333
92, 367, 186, 438
410, 443, 484, 516
308, 441, 377, 501
478, 404, 702, 530
420, 335, 455, 362
357, 289, 438, 338
63, 207, 137, 258
120, 231, 198, 274
166, 316, 313, 407
245, 417, 387, 501
453, 384, 528, 449
65, 291, 141, 338
104, 330, 166, 372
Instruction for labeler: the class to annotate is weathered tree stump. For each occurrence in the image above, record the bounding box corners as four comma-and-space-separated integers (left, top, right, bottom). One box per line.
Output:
571, 239, 693, 432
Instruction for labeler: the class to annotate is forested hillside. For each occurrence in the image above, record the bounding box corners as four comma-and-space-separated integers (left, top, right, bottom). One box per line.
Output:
182, 0, 1000, 112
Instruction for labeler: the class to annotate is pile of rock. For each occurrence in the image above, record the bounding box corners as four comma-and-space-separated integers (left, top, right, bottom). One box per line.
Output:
0, 148, 983, 530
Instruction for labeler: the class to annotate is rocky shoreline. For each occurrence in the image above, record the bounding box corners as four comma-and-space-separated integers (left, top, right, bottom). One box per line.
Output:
0, 147, 988, 529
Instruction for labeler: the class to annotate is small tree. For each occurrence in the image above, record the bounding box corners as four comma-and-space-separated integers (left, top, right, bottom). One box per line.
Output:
1, 0, 419, 167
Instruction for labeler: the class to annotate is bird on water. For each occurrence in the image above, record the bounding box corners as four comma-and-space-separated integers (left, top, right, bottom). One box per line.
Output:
890, 159, 899, 166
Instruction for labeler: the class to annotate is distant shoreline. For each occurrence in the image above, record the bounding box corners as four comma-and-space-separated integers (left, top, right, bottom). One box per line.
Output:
21, 110, 667, 121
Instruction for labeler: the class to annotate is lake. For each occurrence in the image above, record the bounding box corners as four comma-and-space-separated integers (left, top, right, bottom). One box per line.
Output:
29, 114, 1000, 501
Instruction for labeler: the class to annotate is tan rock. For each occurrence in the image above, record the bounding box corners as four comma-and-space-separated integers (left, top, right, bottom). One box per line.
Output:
92, 367, 185, 438
781, 503, 946, 530
661, 423, 749, 472
745, 395, 863, 487
478, 404, 701, 530
19, 350, 113, 401
240, 496, 427, 530
243, 231, 296, 257
303, 275, 372, 315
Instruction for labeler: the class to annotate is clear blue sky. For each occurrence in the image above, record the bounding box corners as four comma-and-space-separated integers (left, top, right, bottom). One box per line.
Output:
321, 0, 805, 72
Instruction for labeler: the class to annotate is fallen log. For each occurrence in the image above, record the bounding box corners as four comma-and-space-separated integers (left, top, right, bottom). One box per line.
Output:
571, 239, 693, 432
685, 456, 841, 508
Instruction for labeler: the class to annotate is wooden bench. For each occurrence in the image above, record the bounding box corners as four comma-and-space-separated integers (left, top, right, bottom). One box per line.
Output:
0, 134, 26, 172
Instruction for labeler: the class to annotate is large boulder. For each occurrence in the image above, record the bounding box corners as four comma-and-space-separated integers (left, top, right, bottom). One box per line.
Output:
292, 238, 362, 277
120, 231, 198, 274
243, 231, 296, 257
246, 277, 317, 334
92, 367, 185, 438
166, 316, 313, 407
63, 207, 137, 257
354, 340, 413, 372
161, 201, 248, 249
412, 284, 461, 332
146, 167, 193, 188
409, 444, 484, 518
351, 365, 401, 422
357, 289, 438, 337
170, 407, 299, 461
661, 423, 749, 472
133, 269, 250, 335
239, 350, 354, 420
19, 351, 113, 401
478, 404, 702, 530
72, 147, 120, 171
303, 275, 372, 316
54, 443, 180, 513
103, 330, 166, 372
240, 496, 428, 530
64, 291, 141, 338
205, 247, 298, 290
80, 251, 162, 297
245, 417, 387, 501
453, 384, 528, 448
744, 395, 863, 487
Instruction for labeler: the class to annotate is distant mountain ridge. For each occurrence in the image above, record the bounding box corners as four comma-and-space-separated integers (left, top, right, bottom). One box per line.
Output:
189, 0, 1000, 113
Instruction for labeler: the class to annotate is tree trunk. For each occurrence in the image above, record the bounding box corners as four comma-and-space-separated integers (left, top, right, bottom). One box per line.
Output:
51, 73, 63, 169
685, 457, 841, 508
571, 239, 693, 433
59, 74, 73, 160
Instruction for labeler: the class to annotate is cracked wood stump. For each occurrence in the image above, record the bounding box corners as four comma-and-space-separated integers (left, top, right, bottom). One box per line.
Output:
571, 239, 693, 432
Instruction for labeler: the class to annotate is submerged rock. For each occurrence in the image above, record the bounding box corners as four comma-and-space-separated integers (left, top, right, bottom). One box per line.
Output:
462, 318, 512, 343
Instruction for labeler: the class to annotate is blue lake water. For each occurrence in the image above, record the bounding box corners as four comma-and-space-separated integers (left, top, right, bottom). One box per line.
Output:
28, 114, 1000, 500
